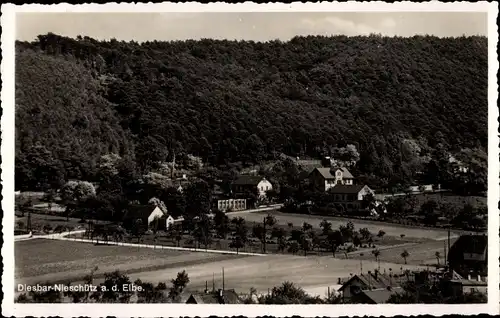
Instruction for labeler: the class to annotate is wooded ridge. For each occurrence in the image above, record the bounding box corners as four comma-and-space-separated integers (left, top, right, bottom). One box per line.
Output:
15, 33, 487, 191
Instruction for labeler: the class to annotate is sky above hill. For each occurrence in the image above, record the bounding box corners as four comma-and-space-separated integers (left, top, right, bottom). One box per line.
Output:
17, 12, 487, 42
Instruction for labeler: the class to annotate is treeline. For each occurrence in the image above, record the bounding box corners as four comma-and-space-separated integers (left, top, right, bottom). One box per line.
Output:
16, 33, 488, 191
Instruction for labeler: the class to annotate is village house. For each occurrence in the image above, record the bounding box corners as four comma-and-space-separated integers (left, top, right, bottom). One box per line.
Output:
447, 234, 488, 276
232, 175, 273, 198
442, 274, 488, 298
449, 155, 469, 173
338, 271, 402, 304
166, 174, 190, 193
122, 205, 174, 231
329, 184, 374, 213
185, 289, 242, 304
309, 167, 355, 192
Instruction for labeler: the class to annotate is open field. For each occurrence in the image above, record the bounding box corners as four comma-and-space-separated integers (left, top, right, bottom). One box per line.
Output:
239, 211, 461, 240
346, 238, 458, 266
87, 254, 426, 296
15, 239, 245, 286
15, 239, 426, 297
15, 212, 88, 231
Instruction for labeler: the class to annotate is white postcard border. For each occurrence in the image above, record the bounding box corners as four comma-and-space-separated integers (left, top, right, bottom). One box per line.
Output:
2, 2, 499, 317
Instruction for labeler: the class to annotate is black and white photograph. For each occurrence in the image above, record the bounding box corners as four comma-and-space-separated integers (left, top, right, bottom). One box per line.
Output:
2, 2, 499, 317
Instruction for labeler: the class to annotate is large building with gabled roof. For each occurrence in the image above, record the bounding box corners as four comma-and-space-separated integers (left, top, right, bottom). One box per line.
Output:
309, 167, 355, 192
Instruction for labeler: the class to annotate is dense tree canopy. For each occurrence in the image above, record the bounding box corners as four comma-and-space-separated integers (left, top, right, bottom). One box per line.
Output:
15, 33, 487, 191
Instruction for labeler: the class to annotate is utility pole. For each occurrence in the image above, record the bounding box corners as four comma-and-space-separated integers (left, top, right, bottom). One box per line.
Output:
263, 216, 267, 254
444, 239, 447, 267
27, 209, 32, 232
222, 267, 225, 291
447, 227, 451, 258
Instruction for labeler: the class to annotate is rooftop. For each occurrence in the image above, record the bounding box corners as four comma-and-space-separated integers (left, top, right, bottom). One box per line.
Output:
361, 287, 403, 304
186, 289, 241, 304
339, 272, 401, 292
313, 167, 354, 179
329, 184, 367, 194
233, 175, 266, 186
450, 234, 488, 256
123, 204, 161, 220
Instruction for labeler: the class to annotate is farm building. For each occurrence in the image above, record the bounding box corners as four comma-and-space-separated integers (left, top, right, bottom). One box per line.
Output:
122, 205, 174, 231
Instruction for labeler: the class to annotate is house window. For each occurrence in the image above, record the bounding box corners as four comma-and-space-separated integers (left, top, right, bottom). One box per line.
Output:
350, 285, 361, 295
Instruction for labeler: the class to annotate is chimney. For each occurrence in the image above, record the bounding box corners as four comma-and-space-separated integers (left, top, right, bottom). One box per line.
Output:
217, 289, 224, 304
205, 281, 208, 293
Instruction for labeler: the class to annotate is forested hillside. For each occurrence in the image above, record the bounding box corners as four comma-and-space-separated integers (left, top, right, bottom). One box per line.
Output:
15, 33, 488, 191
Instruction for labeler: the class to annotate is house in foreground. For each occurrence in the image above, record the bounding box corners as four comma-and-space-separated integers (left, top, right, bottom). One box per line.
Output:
448, 234, 488, 276
338, 271, 402, 304
442, 274, 488, 298
185, 289, 242, 304
348, 287, 403, 304
122, 205, 174, 231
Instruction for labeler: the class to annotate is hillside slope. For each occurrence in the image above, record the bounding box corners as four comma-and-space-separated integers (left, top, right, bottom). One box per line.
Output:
15, 34, 488, 190
15, 48, 132, 189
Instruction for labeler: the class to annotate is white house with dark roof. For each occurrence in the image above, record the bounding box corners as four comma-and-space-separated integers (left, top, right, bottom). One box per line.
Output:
232, 175, 273, 197
329, 184, 374, 212
309, 167, 355, 191
122, 205, 174, 230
